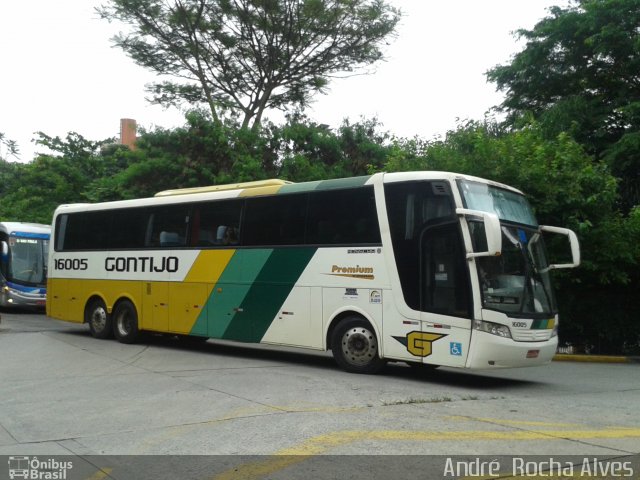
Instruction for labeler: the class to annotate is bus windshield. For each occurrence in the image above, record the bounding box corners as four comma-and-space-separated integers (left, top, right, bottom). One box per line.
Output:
459, 180, 557, 317
8, 236, 49, 286
458, 180, 538, 226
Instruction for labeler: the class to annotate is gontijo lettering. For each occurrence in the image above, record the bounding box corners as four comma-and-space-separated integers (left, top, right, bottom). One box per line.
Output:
105, 256, 179, 273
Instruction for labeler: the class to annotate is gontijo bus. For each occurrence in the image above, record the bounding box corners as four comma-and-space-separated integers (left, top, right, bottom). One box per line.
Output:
1, 222, 50, 308
47, 172, 580, 373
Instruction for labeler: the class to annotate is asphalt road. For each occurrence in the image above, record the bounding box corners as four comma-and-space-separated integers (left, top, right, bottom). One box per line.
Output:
0, 309, 638, 479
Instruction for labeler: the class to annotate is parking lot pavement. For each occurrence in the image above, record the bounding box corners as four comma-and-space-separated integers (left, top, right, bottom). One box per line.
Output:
1, 311, 639, 466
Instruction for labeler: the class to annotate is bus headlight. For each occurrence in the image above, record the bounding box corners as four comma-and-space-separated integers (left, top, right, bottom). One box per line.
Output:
551, 325, 558, 338
473, 319, 512, 339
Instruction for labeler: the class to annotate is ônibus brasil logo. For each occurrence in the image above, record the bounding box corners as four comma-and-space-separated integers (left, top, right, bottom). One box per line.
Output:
7, 456, 73, 480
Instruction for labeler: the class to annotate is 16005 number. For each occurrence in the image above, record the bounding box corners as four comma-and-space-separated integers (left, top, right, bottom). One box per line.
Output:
54, 258, 88, 270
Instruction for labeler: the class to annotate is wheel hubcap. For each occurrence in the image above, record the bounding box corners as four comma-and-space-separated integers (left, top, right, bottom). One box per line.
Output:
116, 311, 132, 336
341, 327, 377, 366
91, 308, 107, 332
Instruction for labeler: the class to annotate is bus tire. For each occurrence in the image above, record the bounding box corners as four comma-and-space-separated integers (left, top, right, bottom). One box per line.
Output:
113, 299, 140, 344
86, 298, 113, 339
331, 316, 385, 374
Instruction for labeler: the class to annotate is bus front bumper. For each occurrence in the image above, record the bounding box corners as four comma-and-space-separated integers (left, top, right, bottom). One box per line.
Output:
1, 286, 47, 308
465, 330, 558, 369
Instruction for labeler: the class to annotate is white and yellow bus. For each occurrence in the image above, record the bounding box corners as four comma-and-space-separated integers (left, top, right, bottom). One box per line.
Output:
47, 172, 580, 373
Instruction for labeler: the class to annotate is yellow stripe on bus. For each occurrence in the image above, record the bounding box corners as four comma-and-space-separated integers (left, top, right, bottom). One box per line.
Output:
238, 185, 285, 197
184, 249, 236, 283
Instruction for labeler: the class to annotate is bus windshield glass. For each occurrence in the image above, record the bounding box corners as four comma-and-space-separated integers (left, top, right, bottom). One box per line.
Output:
459, 180, 557, 317
458, 180, 538, 226
8, 235, 49, 286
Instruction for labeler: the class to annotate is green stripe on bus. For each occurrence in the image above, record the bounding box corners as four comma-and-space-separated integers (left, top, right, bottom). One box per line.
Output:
278, 181, 323, 194
531, 319, 553, 330
277, 176, 371, 195
315, 176, 371, 190
221, 247, 317, 342
190, 249, 273, 338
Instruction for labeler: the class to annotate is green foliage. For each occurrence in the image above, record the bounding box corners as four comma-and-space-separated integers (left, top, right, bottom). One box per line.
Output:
277, 115, 391, 181
482, 0, 640, 350
4, 0, 638, 354
0, 132, 20, 160
107, 111, 280, 198
98, 0, 400, 129
382, 119, 639, 352
2, 113, 637, 353
486, 0, 640, 210
0, 132, 132, 223
385, 120, 624, 279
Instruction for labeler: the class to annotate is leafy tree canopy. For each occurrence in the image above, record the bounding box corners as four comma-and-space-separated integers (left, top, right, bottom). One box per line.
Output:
382, 119, 626, 283
98, 0, 400, 130
1, 115, 638, 353
0, 132, 19, 160
486, 0, 640, 209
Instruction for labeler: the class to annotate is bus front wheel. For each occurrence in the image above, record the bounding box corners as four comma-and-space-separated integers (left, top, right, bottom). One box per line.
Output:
113, 300, 140, 344
331, 317, 385, 374
86, 299, 113, 339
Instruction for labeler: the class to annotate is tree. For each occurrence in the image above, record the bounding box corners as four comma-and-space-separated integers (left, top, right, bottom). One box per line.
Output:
277, 114, 391, 180
103, 112, 392, 197
98, 0, 400, 130
486, 0, 640, 209
0, 132, 131, 223
0, 132, 19, 160
106, 111, 280, 198
380, 119, 640, 353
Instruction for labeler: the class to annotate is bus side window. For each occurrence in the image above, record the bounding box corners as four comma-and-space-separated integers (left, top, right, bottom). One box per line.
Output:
159, 231, 181, 247
193, 200, 243, 247
243, 194, 307, 246
146, 205, 189, 249
215, 226, 239, 246
306, 187, 380, 245
59, 211, 111, 251
107, 208, 149, 249
55, 215, 68, 251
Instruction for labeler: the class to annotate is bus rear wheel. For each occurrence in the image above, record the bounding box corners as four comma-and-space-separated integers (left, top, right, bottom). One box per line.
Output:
113, 300, 140, 344
331, 317, 385, 374
86, 299, 112, 339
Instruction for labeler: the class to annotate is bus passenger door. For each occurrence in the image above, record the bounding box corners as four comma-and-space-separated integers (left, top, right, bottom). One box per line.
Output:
419, 221, 472, 367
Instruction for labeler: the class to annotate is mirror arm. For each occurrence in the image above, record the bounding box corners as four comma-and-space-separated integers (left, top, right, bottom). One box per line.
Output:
540, 225, 581, 269
456, 208, 502, 259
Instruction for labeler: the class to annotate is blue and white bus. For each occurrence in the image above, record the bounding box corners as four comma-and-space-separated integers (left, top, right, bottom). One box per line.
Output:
0, 222, 50, 308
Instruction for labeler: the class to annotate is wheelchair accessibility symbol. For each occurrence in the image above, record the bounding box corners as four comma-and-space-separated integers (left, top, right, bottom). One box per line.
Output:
450, 342, 463, 356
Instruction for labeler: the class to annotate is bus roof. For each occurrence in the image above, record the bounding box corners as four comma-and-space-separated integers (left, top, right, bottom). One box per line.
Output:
0, 222, 51, 236
155, 179, 294, 197
52, 171, 524, 216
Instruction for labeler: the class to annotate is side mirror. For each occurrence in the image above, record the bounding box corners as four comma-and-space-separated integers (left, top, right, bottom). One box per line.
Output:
540, 225, 581, 269
1, 241, 8, 259
456, 208, 502, 259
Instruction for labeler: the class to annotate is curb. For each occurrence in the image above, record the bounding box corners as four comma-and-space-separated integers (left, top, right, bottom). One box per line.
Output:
553, 354, 638, 364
